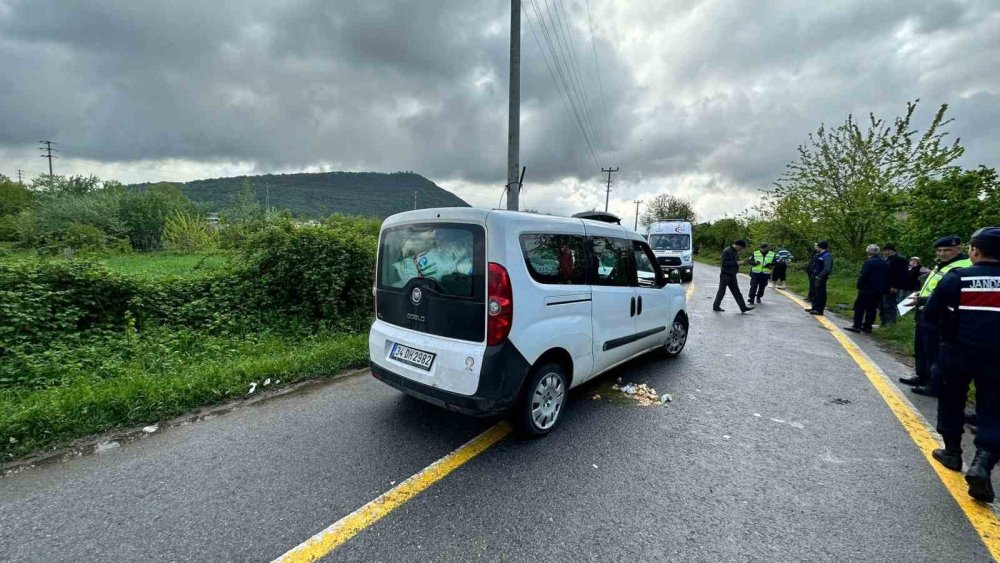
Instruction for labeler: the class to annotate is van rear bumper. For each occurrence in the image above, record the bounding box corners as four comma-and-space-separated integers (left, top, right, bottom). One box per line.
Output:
371, 340, 530, 416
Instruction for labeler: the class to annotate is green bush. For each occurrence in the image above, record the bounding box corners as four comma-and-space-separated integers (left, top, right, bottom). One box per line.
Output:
242, 223, 377, 330
163, 212, 219, 251
61, 223, 108, 251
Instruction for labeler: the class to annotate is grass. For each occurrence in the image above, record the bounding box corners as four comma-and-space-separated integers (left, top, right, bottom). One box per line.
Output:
101, 252, 232, 278
1, 331, 368, 460
695, 254, 915, 358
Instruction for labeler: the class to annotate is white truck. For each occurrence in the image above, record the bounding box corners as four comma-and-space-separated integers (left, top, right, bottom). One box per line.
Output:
647, 220, 694, 282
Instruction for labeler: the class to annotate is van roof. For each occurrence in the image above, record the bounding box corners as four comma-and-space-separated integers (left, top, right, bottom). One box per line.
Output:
382, 207, 645, 242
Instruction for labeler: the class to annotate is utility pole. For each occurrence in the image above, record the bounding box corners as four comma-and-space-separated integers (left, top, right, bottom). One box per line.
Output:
633, 199, 642, 230
17, 169, 24, 184
602, 166, 619, 212
505, 0, 521, 211
39, 141, 57, 180
413, 190, 417, 210
265, 180, 270, 215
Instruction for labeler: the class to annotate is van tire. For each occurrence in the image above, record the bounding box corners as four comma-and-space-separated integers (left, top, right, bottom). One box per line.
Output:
662, 316, 688, 358
513, 362, 567, 438
682, 270, 693, 282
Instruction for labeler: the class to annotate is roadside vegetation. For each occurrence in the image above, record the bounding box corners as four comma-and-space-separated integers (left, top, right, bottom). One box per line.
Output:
1, 173, 379, 459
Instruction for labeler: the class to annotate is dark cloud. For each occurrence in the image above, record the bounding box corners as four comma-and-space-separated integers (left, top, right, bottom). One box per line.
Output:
0, 0, 998, 216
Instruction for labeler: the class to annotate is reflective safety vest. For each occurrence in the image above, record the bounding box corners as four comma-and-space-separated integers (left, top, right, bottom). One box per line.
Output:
751, 250, 775, 274
919, 258, 972, 298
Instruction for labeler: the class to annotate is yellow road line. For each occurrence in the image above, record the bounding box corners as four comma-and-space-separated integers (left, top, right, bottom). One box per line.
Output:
272, 422, 511, 562
777, 288, 1000, 557
685, 280, 695, 301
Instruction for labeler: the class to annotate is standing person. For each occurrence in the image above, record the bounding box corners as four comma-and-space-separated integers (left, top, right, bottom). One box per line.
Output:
747, 242, 775, 304
713, 240, 755, 313
806, 242, 833, 315
772, 248, 791, 290
899, 236, 972, 396
806, 247, 820, 302
845, 244, 889, 333
880, 244, 909, 326
905, 257, 929, 299
925, 227, 1000, 502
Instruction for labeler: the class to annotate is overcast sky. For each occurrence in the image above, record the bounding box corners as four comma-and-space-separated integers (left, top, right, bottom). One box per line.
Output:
1, 0, 998, 221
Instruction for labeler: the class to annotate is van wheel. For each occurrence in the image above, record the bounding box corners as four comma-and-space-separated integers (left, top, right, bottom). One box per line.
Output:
513, 362, 567, 438
662, 317, 688, 358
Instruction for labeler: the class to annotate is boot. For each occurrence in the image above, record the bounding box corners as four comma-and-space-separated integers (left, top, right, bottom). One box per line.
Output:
966, 449, 999, 503
932, 436, 963, 472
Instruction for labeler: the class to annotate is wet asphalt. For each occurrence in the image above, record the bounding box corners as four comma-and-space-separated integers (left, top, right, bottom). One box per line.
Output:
0, 265, 993, 562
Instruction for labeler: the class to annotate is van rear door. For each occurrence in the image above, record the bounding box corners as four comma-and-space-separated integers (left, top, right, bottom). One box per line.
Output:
376, 222, 486, 342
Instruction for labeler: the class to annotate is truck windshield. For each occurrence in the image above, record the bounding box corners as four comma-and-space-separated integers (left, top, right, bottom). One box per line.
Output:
649, 234, 690, 251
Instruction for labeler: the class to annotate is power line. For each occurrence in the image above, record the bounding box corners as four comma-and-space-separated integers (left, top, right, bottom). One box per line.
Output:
542, 0, 600, 157
525, 0, 600, 167
39, 140, 57, 179
585, 0, 612, 140
553, 0, 604, 161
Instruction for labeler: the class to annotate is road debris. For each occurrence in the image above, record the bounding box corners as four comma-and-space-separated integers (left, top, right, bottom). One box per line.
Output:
592, 464, 598, 469
613, 383, 669, 406
95, 441, 120, 453
592, 394, 601, 400
142, 425, 159, 434
263, 378, 272, 386
248, 382, 257, 395
828, 398, 851, 405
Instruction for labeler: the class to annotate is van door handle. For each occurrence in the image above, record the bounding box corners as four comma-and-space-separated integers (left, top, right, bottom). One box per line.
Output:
637, 296, 643, 315
630, 296, 636, 317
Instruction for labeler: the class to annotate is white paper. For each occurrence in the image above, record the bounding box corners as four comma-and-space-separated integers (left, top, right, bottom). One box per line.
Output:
897, 299, 915, 317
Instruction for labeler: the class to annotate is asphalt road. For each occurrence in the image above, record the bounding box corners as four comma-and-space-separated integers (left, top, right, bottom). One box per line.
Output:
1, 264, 994, 562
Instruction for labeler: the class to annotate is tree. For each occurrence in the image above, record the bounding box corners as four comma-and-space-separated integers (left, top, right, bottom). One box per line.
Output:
0, 176, 33, 217
640, 194, 696, 231
773, 100, 964, 257
902, 166, 999, 254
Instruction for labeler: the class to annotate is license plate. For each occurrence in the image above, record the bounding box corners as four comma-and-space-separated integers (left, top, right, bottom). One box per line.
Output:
390, 343, 436, 370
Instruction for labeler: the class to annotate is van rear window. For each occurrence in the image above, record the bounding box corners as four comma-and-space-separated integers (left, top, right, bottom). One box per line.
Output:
379, 224, 483, 297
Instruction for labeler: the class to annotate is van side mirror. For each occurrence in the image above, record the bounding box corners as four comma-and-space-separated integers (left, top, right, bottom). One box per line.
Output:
667, 270, 681, 284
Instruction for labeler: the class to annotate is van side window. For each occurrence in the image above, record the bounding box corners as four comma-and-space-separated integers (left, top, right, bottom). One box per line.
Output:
520, 234, 588, 285
589, 237, 634, 287
632, 240, 665, 288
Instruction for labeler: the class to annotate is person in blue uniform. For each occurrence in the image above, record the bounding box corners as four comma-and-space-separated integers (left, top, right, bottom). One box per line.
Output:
806, 241, 832, 315
924, 227, 1000, 503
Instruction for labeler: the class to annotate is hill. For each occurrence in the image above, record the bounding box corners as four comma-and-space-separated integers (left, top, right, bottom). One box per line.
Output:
131, 171, 469, 217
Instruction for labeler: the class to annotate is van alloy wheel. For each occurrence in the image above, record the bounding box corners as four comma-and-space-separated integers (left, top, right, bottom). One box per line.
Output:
531, 372, 565, 430
664, 319, 687, 357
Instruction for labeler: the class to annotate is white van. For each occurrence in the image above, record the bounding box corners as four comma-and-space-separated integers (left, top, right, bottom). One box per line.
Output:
369, 208, 689, 436
648, 220, 694, 282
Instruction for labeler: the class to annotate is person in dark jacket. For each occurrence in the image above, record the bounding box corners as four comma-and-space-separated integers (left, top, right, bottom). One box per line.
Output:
924, 226, 1000, 502
879, 244, 909, 326
845, 244, 889, 333
712, 240, 754, 313
806, 241, 833, 315
806, 248, 820, 301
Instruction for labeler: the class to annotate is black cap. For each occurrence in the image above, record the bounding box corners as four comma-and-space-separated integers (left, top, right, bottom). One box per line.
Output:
733, 239, 747, 248
760, 242, 769, 248
817, 241, 829, 250
883, 244, 896, 251
971, 227, 1000, 244
933, 236, 961, 248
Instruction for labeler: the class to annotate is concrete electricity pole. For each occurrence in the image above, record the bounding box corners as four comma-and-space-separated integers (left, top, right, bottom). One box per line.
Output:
17, 169, 24, 184
633, 199, 642, 230
39, 141, 57, 180
602, 166, 619, 212
506, 0, 521, 211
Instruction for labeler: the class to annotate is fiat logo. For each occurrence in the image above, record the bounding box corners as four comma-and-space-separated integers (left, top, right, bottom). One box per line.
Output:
411, 287, 423, 305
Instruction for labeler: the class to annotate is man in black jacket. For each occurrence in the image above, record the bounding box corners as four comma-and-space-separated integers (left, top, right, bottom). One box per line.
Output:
880, 244, 909, 325
713, 240, 754, 313
845, 244, 889, 333
806, 248, 820, 301
806, 241, 833, 315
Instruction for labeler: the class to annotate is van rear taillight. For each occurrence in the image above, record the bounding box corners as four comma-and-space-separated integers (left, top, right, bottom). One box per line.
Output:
487, 262, 512, 346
